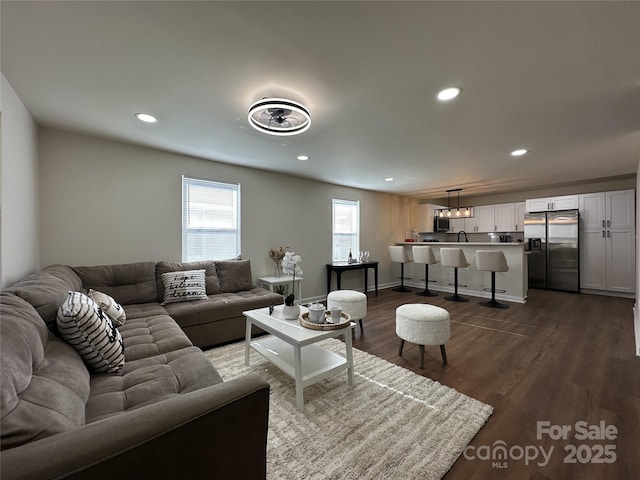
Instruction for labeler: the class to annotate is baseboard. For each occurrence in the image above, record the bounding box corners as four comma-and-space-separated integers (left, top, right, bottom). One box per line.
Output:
403, 281, 526, 304
581, 288, 636, 299
634, 303, 640, 357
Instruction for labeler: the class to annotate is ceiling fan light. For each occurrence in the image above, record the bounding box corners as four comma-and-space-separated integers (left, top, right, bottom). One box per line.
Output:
248, 98, 311, 136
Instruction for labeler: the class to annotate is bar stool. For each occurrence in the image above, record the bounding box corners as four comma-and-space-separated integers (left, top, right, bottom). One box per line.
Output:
440, 248, 469, 302
388, 246, 412, 292
476, 250, 509, 309
412, 245, 438, 297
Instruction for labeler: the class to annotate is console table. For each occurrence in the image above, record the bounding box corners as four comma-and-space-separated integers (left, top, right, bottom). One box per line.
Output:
326, 261, 379, 295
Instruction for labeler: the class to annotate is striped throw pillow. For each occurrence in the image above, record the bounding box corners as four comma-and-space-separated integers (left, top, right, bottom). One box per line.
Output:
56, 291, 125, 373
88, 289, 126, 326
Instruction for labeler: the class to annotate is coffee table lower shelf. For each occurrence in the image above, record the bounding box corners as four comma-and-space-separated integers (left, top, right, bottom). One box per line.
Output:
251, 335, 350, 388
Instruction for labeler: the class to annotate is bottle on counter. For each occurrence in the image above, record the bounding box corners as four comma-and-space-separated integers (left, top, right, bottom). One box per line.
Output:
348, 248, 353, 264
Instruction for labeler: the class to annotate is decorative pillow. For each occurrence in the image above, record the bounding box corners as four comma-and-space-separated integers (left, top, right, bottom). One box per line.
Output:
161, 269, 207, 305
56, 291, 125, 373
215, 260, 254, 293
88, 289, 126, 326
156, 260, 220, 298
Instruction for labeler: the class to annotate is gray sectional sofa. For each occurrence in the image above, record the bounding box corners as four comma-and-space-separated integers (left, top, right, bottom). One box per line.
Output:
1, 259, 283, 479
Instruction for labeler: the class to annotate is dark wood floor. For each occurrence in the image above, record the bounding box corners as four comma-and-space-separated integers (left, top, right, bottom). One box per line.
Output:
349, 287, 639, 480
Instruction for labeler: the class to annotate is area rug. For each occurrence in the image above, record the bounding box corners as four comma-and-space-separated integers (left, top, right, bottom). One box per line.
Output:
206, 339, 493, 480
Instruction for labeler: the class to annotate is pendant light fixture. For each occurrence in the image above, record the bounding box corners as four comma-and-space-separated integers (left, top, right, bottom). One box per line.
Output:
436, 189, 474, 219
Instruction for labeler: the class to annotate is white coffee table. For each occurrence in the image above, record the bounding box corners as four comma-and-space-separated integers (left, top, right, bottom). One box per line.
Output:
243, 305, 355, 412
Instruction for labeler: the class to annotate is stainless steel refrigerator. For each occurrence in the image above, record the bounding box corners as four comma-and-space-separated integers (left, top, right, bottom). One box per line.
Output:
524, 209, 580, 292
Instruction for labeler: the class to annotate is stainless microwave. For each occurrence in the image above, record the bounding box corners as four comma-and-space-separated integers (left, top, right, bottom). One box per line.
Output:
434, 217, 450, 232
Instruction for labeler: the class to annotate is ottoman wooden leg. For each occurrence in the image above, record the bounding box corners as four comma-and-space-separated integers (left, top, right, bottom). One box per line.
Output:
440, 345, 448, 365
419, 345, 425, 369
398, 339, 405, 356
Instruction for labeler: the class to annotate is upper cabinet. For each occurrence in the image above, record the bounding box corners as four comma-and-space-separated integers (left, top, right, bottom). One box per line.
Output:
449, 202, 527, 233
495, 203, 516, 232
515, 202, 526, 231
413, 203, 443, 232
525, 195, 579, 212
579, 189, 635, 231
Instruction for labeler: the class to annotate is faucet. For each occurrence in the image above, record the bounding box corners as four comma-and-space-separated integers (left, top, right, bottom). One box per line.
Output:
457, 231, 468, 242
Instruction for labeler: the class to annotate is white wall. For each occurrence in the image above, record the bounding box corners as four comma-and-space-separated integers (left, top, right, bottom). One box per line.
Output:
636, 158, 640, 355
39, 128, 408, 300
0, 74, 39, 288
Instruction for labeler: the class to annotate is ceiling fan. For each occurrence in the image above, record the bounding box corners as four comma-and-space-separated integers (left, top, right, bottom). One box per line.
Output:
247, 98, 311, 136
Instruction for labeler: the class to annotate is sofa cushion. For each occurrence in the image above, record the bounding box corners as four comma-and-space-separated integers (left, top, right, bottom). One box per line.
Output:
1, 292, 90, 449
56, 291, 125, 373
85, 346, 223, 423
88, 289, 126, 326
6, 265, 82, 330
160, 269, 208, 305
164, 288, 283, 328
156, 260, 221, 300
215, 260, 255, 293
119, 312, 194, 362
73, 262, 158, 305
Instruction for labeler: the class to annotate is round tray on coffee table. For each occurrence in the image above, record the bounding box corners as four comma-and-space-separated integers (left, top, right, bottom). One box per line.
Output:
300, 312, 351, 330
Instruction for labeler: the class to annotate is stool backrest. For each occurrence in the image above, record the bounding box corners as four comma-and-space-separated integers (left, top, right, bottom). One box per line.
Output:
412, 246, 437, 265
388, 246, 410, 263
440, 248, 469, 268
476, 250, 509, 272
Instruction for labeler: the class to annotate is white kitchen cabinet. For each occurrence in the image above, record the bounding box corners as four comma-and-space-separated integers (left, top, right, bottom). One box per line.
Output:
465, 205, 496, 232
413, 203, 442, 232
525, 195, 579, 212
515, 202, 526, 231
581, 228, 635, 293
579, 189, 635, 293
495, 203, 516, 232
449, 217, 466, 233
606, 189, 635, 230
580, 189, 634, 230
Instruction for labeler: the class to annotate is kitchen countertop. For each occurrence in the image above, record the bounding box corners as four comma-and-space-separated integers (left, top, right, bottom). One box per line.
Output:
394, 241, 528, 303
398, 241, 524, 247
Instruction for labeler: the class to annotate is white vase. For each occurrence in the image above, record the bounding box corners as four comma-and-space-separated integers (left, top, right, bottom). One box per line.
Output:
282, 304, 300, 320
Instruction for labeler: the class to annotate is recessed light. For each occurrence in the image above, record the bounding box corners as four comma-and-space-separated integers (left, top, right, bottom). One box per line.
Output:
437, 87, 461, 101
385, 177, 394, 182
511, 149, 528, 157
135, 113, 158, 123
297, 155, 309, 161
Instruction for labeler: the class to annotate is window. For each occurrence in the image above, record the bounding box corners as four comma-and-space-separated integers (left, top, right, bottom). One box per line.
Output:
332, 199, 360, 261
182, 176, 240, 261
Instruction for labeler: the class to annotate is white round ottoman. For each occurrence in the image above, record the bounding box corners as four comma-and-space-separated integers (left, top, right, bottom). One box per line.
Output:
327, 290, 367, 333
396, 304, 450, 368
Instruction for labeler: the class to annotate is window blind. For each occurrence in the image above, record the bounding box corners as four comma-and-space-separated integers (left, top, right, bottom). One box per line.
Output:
182, 176, 240, 261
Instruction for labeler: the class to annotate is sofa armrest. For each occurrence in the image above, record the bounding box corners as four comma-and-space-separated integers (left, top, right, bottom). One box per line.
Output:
1, 374, 270, 480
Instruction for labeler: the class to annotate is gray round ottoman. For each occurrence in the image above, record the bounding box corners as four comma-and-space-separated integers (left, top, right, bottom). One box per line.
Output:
396, 303, 450, 368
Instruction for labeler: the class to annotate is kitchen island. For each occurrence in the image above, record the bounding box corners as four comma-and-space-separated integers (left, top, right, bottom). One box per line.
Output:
397, 242, 528, 303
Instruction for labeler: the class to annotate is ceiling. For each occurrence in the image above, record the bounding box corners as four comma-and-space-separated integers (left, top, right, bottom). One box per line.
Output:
2, 1, 639, 199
